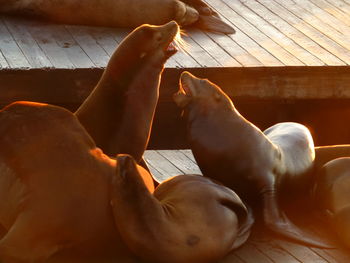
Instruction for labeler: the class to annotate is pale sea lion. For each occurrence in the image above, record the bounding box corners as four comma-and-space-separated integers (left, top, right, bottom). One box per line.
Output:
76, 21, 179, 162
0, 0, 235, 34
173, 71, 331, 247
313, 157, 350, 247
0, 101, 253, 263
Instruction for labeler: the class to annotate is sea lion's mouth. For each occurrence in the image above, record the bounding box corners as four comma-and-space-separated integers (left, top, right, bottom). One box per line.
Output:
164, 41, 178, 58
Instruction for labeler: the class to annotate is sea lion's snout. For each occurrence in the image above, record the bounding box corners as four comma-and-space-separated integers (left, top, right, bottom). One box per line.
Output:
173, 71, 198, 108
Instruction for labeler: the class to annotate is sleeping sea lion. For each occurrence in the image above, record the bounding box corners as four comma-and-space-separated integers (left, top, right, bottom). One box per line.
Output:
173, 71, 331, 247
111, 154, 254, 263
76, 21, 179, 162
0, 0, 235, 34
313, 157, 350, 247
0, 101, 252, 263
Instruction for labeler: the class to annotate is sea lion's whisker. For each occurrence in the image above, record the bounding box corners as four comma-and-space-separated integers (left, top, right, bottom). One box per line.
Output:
173, 30, 189, 52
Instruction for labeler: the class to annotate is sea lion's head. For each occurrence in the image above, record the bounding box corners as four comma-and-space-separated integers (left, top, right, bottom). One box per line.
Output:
173, 71, 234, 114
111, 21, 180, 70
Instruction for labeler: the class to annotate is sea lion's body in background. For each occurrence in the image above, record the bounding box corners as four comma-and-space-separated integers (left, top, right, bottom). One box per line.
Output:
76, 21, 178, 161
173, 71, 330, 247
0, 0, 235, 34
0, 102, 252, 263
313, 157, 350, 248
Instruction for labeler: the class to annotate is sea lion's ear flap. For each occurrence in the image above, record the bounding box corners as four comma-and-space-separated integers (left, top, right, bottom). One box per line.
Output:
195, 15, 235, 35
173, 92, 191, 108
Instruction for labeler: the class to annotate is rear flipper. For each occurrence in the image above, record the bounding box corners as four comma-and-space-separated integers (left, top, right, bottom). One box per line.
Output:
110, 154, 244, 263
194, 15, 235, 34
262, 188, 333, 248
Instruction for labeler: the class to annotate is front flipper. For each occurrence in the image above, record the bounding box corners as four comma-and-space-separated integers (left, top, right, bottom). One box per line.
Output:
0, 215, 60, 263
262, 187, 333, 248
110, 154, 241, 263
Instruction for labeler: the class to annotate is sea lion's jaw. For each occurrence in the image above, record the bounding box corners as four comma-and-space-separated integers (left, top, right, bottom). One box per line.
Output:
159, 21, 179, 59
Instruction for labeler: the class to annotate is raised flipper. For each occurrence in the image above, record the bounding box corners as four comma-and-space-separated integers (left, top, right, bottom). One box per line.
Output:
110, 154, 245, 263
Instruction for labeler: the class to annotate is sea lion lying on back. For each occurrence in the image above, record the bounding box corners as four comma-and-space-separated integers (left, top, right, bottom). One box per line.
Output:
0, 0, 235, 34
173, 71, 331, 248
0, 101, 252, 263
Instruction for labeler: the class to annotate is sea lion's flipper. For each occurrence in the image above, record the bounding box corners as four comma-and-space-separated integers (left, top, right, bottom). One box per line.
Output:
231, 206, 254, 249
262, 188, 333, 248
0, 216, 59, 262
194, 15, 235, 34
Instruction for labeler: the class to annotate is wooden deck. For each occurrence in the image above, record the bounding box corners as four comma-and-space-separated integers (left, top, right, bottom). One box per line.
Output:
1, 0, 350, 148
144, 149, 350, 263
1, 0, 350, 69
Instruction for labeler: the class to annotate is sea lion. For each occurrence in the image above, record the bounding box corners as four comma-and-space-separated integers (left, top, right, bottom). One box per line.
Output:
0, 101, 252, 263
75, 21, 179, 162
111, 154, 254, 263
0, 0, 235, 34
314, 145, 350, 170
312, 157, 350, 247
173, 71, 330, 247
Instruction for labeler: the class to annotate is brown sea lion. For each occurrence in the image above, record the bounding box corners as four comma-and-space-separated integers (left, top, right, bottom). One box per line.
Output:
312, 157, 350, 247
314, 145, 350, 170
111, 154, 254, 263
0, 0, 235, 34
76, 21, 179, 162
0, 101, 252, 263
173, 71, 331, 247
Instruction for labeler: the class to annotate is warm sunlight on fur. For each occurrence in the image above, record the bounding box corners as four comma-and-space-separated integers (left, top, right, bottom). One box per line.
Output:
173, 29, 189, 52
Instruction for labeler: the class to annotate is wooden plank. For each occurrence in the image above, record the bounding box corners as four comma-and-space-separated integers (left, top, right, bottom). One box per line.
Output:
225, 0, 314, 66
234, 243, 274, 263
252, 241, 301, 263
309, 0, 350, 27
189, 29, 241, 67
143, 150, 182, 182
292, 0, 350, 36
220, 252, 246, 263
208, 0, 283, 66
181, 31, 221, 67
157, 150, 202, 175
66, 25, 110, 68
260, 0, 350, 64
180, 149, 196, 163
25, 20, 75, 69
3, 16, 51, 68
50, 25, 95, 68
206, 32, 263, 67
241, 0, 341, 66
208, 0, 284, 66
220, 0, 304, 66
323, 0, 350, 16
289, 0, 350, 50
0, 18, 30, 68
276, 240, 328, 263
0, 50, 9, 68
